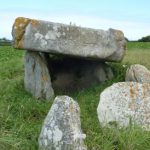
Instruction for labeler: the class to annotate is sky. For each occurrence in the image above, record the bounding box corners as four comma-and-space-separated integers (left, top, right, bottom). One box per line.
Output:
1, 0, 150, 40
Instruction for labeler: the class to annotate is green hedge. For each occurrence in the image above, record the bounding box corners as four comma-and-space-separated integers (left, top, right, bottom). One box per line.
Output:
0, 42, 11, 46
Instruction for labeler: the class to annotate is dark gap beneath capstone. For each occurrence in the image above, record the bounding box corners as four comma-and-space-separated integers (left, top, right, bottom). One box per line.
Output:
46, 54, 113, 94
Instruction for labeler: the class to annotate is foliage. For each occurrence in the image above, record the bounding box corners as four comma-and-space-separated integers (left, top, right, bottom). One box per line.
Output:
0, 38, 7, 41
0, 38, 11, 46
0, 42, 11, 46
138, 35, 150, 42
0, 44, 150, 150
125, 37, 129, 42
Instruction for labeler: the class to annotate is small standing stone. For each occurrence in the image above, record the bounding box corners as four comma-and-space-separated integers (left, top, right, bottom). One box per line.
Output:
24, 51, 54, 100
125, 64, 150, 83
38, 96, 87, 150
97, 82, 150, 130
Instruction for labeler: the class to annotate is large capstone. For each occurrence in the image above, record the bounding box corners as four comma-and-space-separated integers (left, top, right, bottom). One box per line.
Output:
38, 96, 87, 150
12, 17, 126, 62
97, 82, 150, 130
125, 64, 150, 83
24, 51, 54, 100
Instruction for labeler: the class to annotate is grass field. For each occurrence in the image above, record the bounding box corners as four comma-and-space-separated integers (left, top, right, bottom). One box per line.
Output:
0, 42, 150, 150
124, 42, 150, 69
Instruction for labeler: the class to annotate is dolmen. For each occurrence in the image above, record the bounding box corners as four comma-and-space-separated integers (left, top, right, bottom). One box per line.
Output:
12, 17, 126, 100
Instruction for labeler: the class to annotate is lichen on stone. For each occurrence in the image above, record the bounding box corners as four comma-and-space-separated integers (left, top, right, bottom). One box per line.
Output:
31, 19, 40, 27
12, 17, 40, 49
12, 17, 31, 48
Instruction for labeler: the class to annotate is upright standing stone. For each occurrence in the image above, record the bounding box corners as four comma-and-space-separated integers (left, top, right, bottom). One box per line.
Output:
38, 96, 87, 150
125, 64, 150, 83
12, 17, 126, 62
97, 82, 150, 130
24, 51, 54, 100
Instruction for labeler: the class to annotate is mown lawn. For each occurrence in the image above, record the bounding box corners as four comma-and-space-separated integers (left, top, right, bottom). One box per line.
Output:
0, 42, 150, 150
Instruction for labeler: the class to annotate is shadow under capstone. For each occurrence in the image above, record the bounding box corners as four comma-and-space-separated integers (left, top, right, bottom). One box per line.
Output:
48, 55, 113, 94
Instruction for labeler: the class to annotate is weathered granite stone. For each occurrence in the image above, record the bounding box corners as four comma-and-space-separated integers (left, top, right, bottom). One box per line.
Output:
38, 96, 87, 150
24, 51, 54, 100
12, 17, 126, 62
125, 64, 150, 83
97, 82, 150, 130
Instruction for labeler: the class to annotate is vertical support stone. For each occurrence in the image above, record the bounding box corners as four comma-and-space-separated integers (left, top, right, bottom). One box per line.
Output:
24, 51, 54, 100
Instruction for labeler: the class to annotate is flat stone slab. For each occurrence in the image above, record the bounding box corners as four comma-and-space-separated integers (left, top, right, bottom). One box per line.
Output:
12, 17, 126, 62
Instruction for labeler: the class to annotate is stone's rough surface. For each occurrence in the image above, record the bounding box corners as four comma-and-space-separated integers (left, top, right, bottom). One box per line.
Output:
12, 17, 126, 62
24, 51, 54, 100
125, 64, 150, 83
94, 63, 114, 83
38, 96, 87, 150
97, 82, 150, 130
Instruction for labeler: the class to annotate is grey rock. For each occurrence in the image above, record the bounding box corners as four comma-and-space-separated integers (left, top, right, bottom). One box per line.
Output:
125, 64, 150, 83
38, 96, 87, 150
24, 51, 54, 100
12, 17, 126, 62
97, 82, 150, 130
94, 63, 114, 83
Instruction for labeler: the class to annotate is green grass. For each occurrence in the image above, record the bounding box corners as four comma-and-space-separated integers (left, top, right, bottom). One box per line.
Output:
0, 43, 150, 150
124, 42, 150, 69
127, 42, 150, 50
0, 42, 11, 46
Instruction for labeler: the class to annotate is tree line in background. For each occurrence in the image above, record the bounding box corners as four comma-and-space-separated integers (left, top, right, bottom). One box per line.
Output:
138, 35, 150, 42
0, 38, 12, 46
125, 35, 150, 42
